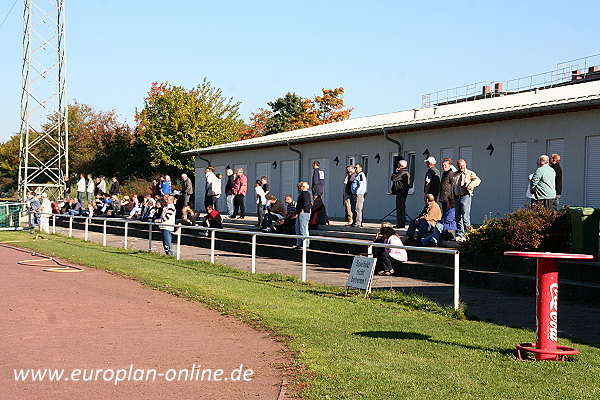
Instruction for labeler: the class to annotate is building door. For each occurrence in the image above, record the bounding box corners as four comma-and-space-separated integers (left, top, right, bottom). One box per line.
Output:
585, 136, 600, 207
459, 146, 473, 168
194, 167, 206, 210
510, 142, 528, 210
546, 138, 564, 158
213, 165, 226, 212
255, 162, 271, 192
440, 147, 454, 164
280, 160, 299, 200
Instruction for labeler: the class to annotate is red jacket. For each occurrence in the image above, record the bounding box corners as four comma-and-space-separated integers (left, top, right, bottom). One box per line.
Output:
233, 174, 247, 196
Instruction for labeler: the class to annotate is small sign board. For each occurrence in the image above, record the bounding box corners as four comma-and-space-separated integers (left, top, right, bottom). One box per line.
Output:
346, 256, 377, 297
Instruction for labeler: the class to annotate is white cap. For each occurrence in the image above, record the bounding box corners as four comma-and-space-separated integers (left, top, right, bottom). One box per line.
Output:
41, 192, 48, 198
424, 156, 437, 164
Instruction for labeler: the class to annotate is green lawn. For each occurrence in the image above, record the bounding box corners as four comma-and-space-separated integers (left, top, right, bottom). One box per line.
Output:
1, 231, 599, 399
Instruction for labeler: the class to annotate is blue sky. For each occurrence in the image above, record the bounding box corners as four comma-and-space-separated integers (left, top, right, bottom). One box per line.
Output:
1, 0, 599, 142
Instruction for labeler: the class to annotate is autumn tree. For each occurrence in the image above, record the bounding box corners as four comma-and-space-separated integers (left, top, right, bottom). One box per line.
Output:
264, 92, 306, 135
136, 79, 242, 173
258, 88, 352, 136
298, 87, 354, 128
245, 108, 274, 138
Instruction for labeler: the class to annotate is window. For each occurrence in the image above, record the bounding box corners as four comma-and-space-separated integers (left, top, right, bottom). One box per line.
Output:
360, 155, 369, 175
440, 148, 454, 164
585, 136, 600, 207
459, 146, 473, 168
546, 138, 564, 158
346, 155, 356, 167
510, 142, 528, 210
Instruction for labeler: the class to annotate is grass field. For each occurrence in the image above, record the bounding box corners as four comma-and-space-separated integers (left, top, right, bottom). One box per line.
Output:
1, 231, 599, 399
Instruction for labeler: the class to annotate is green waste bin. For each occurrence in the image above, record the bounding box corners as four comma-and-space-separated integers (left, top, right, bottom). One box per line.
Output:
569, 207, 600, 258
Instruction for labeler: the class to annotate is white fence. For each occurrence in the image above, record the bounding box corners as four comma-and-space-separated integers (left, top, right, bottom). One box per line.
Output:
22, 212, 461, 310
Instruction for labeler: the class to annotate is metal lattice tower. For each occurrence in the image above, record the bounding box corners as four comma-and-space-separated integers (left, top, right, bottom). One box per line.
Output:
18, 0, 68, 201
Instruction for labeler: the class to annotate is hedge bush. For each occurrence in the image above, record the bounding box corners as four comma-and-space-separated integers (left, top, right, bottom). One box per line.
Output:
458, 205, 572, 255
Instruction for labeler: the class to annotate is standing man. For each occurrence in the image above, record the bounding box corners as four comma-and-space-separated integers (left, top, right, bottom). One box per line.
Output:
63, 175, 70, 200
38, 192, 52, 233
530, 155, 557, 210
76, 173, 86, 205
204, 167, 219, 211
311, 161, 325, 197
452, 159, 481, 240
424, 156, 441, 199
294, 182, 312, 249
86, 173, 95, 205
26, 191, 41, 229
231, 168, 247, 219
225, 168, 235, 217
181, 173, 194, 208
550, 154, 562, 209
439, 158, 455, 213
351, 163, 367, 227
343, 165, 356, 226
109, 176, 120, 196
156, 195, 176, 256
390, 159, 410, 228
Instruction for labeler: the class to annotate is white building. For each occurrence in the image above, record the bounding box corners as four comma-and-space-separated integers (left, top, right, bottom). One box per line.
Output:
183, 76, 600, 224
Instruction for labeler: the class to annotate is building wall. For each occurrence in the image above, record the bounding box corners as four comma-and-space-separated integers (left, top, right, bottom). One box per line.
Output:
195, 109, 600, 223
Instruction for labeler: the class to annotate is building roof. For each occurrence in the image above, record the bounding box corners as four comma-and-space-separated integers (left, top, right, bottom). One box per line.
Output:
182, 80, 600, 156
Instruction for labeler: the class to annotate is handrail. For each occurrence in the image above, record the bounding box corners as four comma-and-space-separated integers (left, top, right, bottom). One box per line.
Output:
20, 211, 462, 310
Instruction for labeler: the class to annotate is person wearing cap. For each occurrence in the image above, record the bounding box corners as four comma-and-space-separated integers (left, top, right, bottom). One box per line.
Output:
452, 159, 481, 240
38, 192, 52, 233
424, 156, 441, 199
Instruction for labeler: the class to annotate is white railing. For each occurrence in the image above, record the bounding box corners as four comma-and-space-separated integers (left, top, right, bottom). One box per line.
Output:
25, 211, 461, 310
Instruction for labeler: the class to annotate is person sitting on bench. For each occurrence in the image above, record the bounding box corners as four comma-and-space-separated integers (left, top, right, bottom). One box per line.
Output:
404, 194, 441, 245
374, 225, 408, 276
420, 197, 457, 246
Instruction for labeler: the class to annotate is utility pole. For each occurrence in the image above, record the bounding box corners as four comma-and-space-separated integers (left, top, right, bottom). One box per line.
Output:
18, 0, 68, 201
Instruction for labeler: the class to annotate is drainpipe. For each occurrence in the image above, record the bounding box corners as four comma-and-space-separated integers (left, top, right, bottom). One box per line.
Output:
196, 152, 211, 167
383, 128, 402, 155
287, 140, 302, 183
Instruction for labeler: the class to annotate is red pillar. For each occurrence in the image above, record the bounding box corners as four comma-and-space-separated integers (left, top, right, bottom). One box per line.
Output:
536, 258, 559, 361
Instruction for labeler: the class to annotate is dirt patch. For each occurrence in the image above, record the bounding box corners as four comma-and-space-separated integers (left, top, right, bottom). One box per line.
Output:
0, 245, 291, 399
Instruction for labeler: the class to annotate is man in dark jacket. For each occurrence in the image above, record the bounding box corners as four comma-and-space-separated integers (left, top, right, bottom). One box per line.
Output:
550, 154, 562, 209
294, 182, 312, 248
261, 195, 287, 231
311, 161, 325, 197
181, 173, 194, 207
109, 176, 120, 196
391, 159, 410, 228
439, 159, 455, 213
424, 156, 441, 199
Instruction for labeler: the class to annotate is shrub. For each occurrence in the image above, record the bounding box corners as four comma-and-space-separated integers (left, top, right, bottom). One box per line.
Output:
459, 204, 572, 255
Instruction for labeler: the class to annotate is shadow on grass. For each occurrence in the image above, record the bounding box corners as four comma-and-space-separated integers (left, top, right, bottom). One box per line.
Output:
354, 330, 516, 357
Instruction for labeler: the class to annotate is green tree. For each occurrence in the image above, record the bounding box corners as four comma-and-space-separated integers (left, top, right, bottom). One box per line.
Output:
264, 92, 306, 135
0, 134, 20, 181
135, 79, 242, 173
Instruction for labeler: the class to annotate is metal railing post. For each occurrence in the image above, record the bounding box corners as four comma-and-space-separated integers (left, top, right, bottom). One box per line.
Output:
52, 215, 56, 234
102, 220, 107, 246
454, 251, 460, 311
301, 238, 307, 282
124, 222, 129, 249
148, 224, 153, 251
176, 227, 182, 260
68, 216, 72, 238
251, 234, 256, 273
84, 218, 89, 241
210, 230, 215, 264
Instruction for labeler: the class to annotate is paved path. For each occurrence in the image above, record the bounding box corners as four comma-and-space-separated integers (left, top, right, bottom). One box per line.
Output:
47, 224, 600, 345
0, 245, 288, 400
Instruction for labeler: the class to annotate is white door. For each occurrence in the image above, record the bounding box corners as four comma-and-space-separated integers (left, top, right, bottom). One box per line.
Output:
585, 136, 600, 207
440, 148, 454, 164
213, 165, 226, 212
280, 160, 299, 200
510, 142, 528, 210
459, 146, 473, 169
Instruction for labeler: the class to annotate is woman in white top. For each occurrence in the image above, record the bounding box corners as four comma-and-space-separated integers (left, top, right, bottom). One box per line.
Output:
255, 180, 266, 227
376, 226, 408, 276
38, 193, 52, 233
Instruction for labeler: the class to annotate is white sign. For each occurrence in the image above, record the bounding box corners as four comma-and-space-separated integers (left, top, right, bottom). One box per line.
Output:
346, 256, 377, 293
